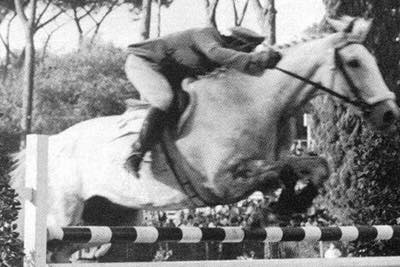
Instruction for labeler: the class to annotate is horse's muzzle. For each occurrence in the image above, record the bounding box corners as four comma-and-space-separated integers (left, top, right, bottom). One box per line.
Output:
367, 99, 400, 131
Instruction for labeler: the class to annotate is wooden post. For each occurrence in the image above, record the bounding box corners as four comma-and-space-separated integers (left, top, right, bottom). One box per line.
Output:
319, 241, 324, 258
263, 242, 269, 259
24, 135, 48, 267
303, 113, 313, 150
205, 242, 209, 260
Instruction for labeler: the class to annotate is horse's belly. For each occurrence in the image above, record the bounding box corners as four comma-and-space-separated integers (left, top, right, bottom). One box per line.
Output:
80, 158, 190, 210
46, 114, 190, 215
74, 137, 188, 209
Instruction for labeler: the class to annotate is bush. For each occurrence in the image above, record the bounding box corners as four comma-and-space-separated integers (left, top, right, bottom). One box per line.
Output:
33, 44, 137, 134
0, 43, 136, 181
0, 176, 23, 267
308, 1, 400, 256
311, 97, 400, 256
0, 43, 137, 264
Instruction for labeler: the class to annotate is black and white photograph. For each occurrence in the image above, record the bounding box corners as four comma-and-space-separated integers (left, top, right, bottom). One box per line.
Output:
1, 0, 400, 266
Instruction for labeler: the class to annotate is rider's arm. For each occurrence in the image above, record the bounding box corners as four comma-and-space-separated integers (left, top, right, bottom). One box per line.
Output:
192, 28, 260, 73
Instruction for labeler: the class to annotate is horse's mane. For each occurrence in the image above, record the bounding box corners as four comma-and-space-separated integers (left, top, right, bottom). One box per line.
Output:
271, 33, 330, 51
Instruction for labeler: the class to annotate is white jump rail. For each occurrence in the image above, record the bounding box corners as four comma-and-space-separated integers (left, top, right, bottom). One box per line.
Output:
22, 134, 400, 267
47, 225, 400, 244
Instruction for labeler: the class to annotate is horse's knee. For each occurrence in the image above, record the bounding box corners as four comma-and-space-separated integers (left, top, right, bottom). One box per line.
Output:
283, 156, 330, 187
47, 242, 78, 263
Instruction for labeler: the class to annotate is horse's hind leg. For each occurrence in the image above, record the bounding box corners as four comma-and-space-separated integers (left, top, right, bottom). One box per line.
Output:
82, 196, 143, 226
47, 194, 85, 263
49, 196, 143, 263
79, 196, 143, 262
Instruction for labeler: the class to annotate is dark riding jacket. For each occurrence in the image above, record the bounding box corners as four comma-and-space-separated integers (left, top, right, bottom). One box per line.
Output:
128, 27, 263, 83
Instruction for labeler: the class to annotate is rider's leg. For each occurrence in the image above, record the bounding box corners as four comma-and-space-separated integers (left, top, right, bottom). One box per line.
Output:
125, 54, 173, 173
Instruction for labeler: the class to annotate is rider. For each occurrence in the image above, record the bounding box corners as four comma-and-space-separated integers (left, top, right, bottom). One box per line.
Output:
125, 26, 282, 173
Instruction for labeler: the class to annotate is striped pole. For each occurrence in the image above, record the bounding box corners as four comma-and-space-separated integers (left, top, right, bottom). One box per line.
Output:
47, 225, 400, 244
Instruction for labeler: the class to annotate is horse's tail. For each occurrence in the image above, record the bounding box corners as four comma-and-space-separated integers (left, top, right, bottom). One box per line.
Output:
9, 149, 26, 196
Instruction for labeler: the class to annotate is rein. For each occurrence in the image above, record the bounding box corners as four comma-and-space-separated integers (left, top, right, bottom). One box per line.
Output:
274, 42, 374, 113
274, 66, 370, 111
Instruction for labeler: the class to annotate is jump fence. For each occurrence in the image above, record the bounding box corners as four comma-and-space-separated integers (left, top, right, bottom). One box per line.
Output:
47, 225, 400, 244
21, 135, 400, 267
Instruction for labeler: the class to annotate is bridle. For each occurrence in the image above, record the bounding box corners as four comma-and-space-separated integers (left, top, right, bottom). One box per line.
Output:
274, 41, 395, 114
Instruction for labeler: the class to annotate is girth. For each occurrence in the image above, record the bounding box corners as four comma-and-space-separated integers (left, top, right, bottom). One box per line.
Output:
160, 129, 225, 208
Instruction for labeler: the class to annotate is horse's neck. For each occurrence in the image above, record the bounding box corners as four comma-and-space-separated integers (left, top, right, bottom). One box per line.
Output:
184, 38, 329, 129
254, 39, 328, 118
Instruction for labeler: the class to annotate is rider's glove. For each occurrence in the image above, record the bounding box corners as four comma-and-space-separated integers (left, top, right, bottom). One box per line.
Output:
252, 48, 282, 69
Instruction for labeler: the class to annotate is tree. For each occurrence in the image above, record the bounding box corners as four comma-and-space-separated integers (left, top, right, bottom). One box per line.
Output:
231, 0, 250, 26
0, 11, 17, 82
14, 0, 37, 144
0, 0, 65, 144
88, 0, 121, 44
51, 0, 114, 46
311, 0, 400, 256
139, 0, 151, 39
203, 0, 219, 27
52, 0, 152, 46
125, 0, 172, 39
0, 178, 23, 266
250, 0, 276, 43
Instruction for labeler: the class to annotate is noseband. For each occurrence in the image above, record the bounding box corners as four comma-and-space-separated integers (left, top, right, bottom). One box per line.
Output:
274, 42, 395, 113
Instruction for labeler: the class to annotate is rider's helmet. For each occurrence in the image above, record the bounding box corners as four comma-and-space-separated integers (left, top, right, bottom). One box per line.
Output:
222, 26, 266, 52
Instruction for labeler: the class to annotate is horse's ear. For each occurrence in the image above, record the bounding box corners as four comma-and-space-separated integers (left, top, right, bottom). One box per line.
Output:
326, 17, 347, 32
327, 16, 373, 42
344, 19, 356, 33
326, 15, 355, 32
352, 18, 373, 42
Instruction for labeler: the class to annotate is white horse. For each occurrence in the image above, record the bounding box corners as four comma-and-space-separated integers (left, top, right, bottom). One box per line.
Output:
11, 17, 399, 262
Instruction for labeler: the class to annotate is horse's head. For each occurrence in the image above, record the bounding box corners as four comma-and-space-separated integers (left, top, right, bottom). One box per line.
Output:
315, 16, 399, 130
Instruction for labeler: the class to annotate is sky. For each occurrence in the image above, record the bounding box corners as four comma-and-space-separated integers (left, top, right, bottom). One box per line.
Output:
4, 0, 325, 54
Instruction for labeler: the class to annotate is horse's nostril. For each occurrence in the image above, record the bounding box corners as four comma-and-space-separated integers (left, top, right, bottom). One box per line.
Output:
383, 110, 395, 125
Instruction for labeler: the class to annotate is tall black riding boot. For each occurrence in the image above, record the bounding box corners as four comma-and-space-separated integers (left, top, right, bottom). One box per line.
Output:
126, 107, 168, 174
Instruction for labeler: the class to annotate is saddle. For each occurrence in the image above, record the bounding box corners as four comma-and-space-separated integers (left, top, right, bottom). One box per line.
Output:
122, 79, 222, 207
124, 78, 193, 135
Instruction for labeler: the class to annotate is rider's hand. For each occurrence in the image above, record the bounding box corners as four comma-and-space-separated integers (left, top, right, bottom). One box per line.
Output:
252, 48, 282, 69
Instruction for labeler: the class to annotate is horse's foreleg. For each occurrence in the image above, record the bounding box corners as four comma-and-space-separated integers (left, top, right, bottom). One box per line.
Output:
280, 156, 330, 188
213, 156, 329, 203
48, 194, 85, 263
213, 159, 285, 203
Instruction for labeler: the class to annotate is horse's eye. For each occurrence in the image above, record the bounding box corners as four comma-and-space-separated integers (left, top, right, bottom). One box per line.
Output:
347, 59, 360, 68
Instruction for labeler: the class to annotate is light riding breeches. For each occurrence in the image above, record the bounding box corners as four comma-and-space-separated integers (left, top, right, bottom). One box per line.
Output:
125, 54, 173, 111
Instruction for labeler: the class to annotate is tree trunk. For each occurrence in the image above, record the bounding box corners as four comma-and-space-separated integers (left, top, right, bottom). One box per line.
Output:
231, 0, 250, 26
157, 0, 161, 37
266, 0, 276, 45
251, 0, 276, 44
203, 0, 219, 28
140, 0, 152, 40
15, 0, 37, 147
1, 13, 16, 83
71, 7, 85, 47
22, 32, 35, 140
74, 19, 84, 47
